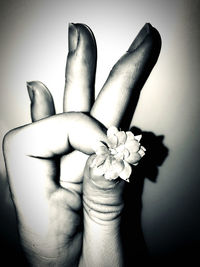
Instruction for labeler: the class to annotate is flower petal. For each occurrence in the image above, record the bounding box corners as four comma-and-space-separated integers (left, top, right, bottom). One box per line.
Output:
104, 170, 119, 180
90, 157, 97, 168
114, 152, 124, 161
103, 156, 112, 171
94, 154, 107, 167
108, 134, 118, 148
126, 152, 141, 164
107, 126, 119, 148
135, 134, 142, 142
107, 126, 119, 136
126, 131, 135, 142
125, 140, 140, 152
138, 147, 146, 158
119, 161, 132, 181
93, 165, 106, 176
141, 145, 146, 151
111, 158, 124, 174
116, 131, 127, 145
116, 144, 125, 153
123, 148, 130, 159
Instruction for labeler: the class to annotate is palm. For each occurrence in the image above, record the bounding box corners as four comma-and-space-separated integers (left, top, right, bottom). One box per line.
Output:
45, 184, 82, 265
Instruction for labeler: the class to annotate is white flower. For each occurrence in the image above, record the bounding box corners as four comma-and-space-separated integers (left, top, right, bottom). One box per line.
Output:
90, 126, 146, 182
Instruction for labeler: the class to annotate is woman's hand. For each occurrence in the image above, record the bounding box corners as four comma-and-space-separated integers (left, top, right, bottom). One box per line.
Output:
3, 23, 161, 266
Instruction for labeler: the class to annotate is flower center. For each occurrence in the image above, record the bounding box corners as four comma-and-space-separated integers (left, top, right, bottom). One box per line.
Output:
109, 144, 126, 160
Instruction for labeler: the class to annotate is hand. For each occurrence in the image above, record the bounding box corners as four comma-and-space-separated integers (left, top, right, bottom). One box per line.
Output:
3, 23, 161, 266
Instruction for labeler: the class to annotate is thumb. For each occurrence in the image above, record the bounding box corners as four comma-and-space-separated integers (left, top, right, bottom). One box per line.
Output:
83, 155, 126, 223
81, 155, 126, 266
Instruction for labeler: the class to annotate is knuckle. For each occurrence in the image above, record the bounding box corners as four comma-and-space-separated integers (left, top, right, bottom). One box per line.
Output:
3, 129, 16, 152
3, 128, 22, 158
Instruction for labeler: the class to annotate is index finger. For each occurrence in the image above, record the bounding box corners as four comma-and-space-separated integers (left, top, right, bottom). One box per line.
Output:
91, 23, 161, 128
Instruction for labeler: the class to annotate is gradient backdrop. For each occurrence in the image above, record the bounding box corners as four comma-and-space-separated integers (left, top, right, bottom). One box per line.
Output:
0, 0, 200, 264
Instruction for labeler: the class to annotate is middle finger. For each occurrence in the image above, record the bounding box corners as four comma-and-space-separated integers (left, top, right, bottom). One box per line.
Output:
63, 23, 97, 112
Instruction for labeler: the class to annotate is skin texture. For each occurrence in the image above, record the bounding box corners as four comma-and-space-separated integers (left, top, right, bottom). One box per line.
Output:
3, 23, 161, 266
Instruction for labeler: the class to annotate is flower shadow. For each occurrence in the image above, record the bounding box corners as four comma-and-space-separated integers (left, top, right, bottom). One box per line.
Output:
121, 126, 169, 266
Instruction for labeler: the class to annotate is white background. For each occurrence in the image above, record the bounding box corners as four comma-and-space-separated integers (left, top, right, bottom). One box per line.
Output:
0, 0, 200, 262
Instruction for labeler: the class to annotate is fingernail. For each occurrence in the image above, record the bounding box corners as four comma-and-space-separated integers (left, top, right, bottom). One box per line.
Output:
128, 23, 153, 52
68, 23, 79, 52
26, 81, 35, 102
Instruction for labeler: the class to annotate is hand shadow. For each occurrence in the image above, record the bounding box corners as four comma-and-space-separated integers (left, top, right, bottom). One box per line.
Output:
121, 126, 169, 266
